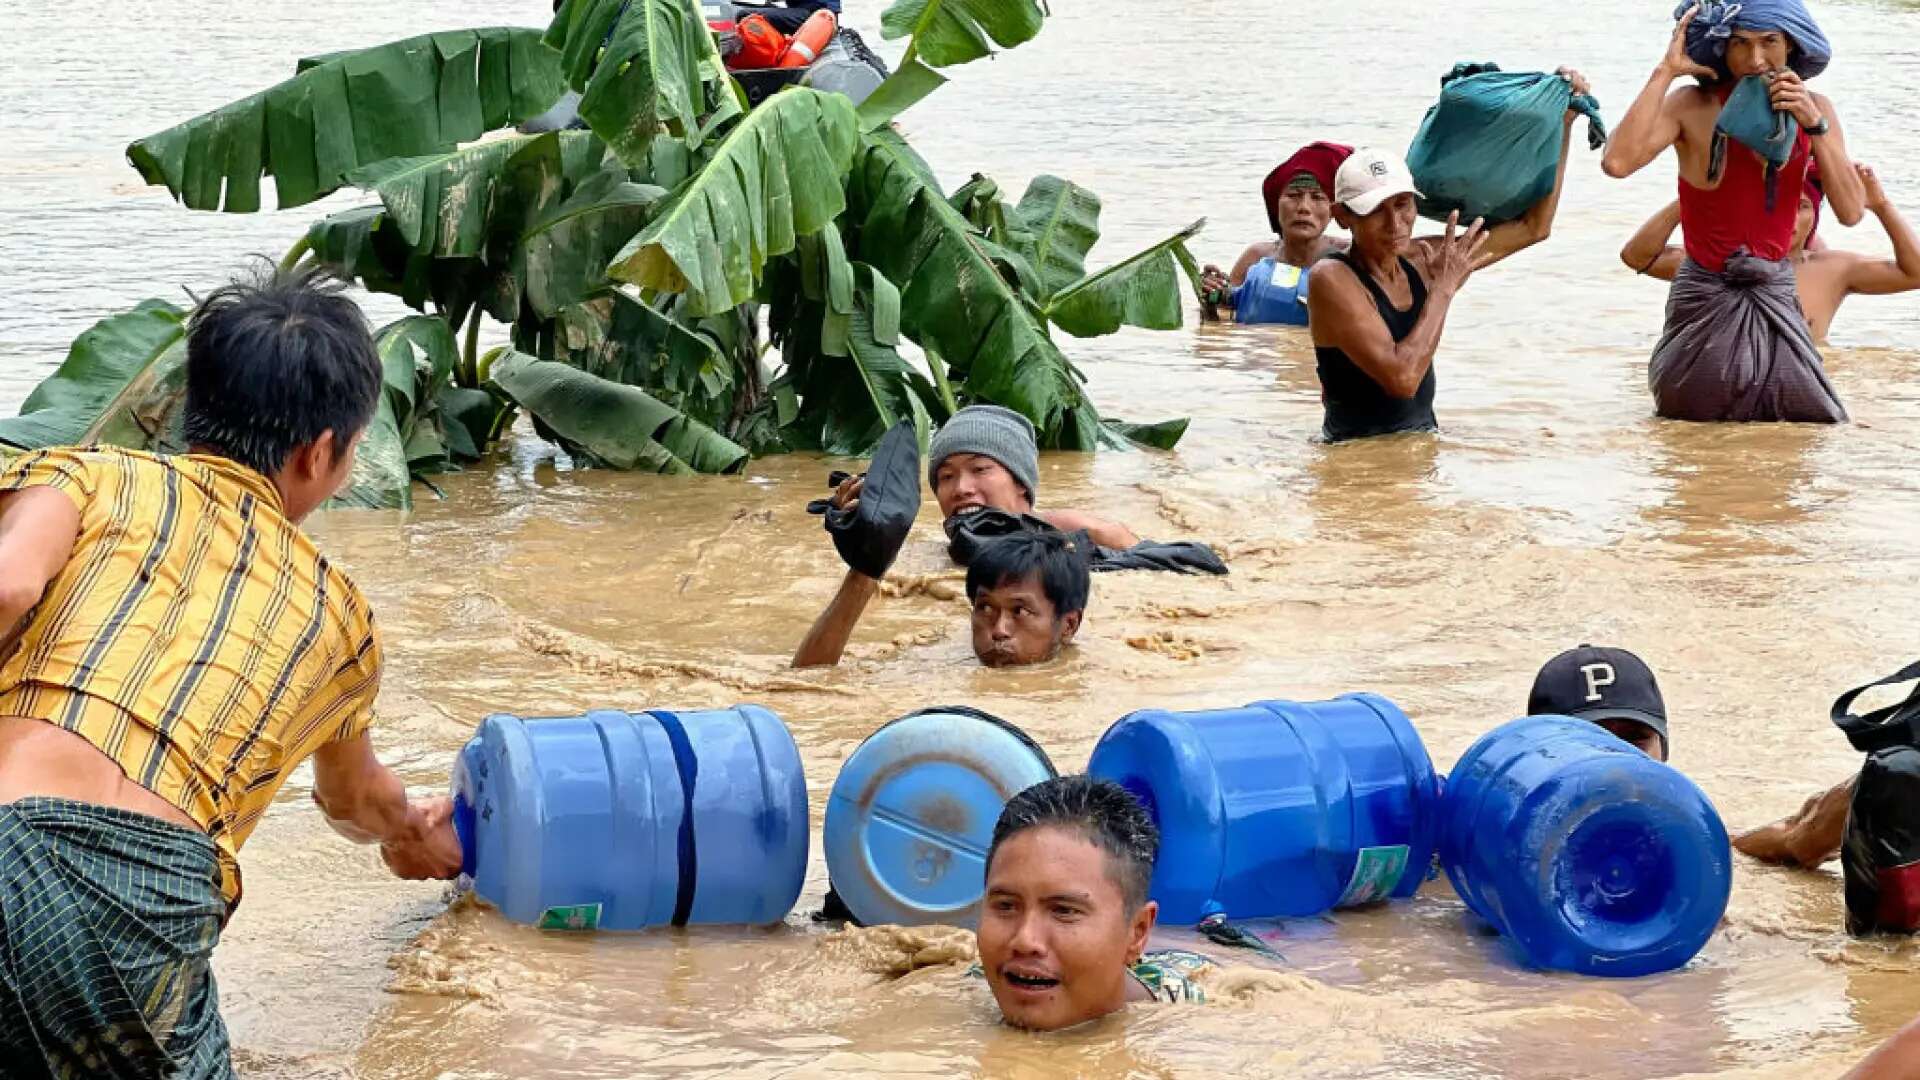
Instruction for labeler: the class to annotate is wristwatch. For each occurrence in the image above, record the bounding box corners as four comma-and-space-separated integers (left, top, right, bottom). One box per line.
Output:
1806, 116, 1831, 136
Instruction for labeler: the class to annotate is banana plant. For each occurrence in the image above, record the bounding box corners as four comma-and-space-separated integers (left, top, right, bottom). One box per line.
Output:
8, 0, 1200, 510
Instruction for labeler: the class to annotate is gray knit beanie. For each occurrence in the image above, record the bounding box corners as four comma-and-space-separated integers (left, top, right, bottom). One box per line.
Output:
926, 405, 1040, 502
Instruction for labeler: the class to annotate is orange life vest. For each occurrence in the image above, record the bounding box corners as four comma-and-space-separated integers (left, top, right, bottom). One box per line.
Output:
776, 9, 836, 68
728, 14, 787, 70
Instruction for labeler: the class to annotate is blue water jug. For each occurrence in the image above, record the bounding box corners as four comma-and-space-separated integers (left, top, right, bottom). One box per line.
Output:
1439, 715, 1731, 977
824, 706, 1057, 927
1086, 694, 1442, 924
451, 706, 808, 930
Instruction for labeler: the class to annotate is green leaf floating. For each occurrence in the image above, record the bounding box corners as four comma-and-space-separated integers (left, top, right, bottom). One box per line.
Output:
1046, 218, 1205, 338
0, 300, 189, 452
608, 88, 859, 317
488, 349, 748, 474
127, 28, 565, 212
545, 0, 742, 169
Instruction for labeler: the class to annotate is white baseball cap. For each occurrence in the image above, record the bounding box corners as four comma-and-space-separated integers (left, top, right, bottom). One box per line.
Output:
1334, 148, 1421, 216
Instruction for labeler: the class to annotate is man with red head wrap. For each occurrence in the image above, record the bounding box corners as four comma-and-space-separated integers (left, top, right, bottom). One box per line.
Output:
1199, 141, 1353, 326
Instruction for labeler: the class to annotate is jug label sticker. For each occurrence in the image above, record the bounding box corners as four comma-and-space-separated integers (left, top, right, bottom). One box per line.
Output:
538, 903, 603, 931
1336, 846, 1410, 907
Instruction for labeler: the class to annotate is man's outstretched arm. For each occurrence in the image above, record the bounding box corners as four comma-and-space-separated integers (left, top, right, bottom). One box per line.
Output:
312, 732, 463, 879
1732, 775, 1854, 867
1602, 6, 1714, 179
792, 570, 882, 668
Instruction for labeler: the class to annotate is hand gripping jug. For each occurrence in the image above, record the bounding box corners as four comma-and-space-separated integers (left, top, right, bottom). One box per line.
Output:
1439, 715, 1731, 976
451, 706, 808, 930
1087, 694, 1442, 923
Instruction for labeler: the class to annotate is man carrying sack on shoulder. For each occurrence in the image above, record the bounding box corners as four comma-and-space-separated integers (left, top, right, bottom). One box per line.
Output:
1602, 0, 1864, 423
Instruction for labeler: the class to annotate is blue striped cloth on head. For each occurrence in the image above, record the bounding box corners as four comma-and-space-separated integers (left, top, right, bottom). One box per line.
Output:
1679, 0, 1832, 80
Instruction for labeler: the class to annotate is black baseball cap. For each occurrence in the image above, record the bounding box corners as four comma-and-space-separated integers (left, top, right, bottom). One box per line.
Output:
1527, 645, 1669, 758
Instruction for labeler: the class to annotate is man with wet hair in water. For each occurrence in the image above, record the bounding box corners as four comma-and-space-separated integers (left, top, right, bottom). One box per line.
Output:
976, 775, 1204, 1031
793, 528, 1091, 669
0, 265, 461, 1079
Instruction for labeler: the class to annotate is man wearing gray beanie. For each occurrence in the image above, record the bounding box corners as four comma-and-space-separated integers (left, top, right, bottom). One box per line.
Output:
927, 405, 1139, 550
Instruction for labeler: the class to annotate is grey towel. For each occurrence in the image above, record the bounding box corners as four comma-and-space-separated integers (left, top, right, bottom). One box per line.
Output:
1649, 254, 1846, 423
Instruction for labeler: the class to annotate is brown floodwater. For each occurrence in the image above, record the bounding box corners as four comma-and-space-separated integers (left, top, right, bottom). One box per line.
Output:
7, 0, 1920, 1076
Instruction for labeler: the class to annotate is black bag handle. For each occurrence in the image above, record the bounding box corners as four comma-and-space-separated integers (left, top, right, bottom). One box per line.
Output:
1832, 659, 1920, 753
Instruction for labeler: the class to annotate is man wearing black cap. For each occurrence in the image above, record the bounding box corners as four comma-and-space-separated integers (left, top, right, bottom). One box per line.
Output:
1528, 645, 1671, 761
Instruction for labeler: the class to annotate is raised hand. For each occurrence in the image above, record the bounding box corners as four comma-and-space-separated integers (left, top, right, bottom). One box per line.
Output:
1431, 211, 1490, 294
1660, 5, 1718, 81
1556, 65, 1593, 99
1858, 163, 1889, 211
1767, 70, 1823, 128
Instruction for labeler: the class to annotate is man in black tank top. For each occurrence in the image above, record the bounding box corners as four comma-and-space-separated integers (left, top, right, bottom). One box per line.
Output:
1306, 77, 1589, 440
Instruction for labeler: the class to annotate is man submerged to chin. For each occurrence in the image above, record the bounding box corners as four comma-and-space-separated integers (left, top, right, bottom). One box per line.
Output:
976, 775, 1204, 1031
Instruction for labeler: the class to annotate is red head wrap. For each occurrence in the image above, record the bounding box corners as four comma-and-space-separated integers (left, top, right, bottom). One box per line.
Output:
1262, 142, 1355, 234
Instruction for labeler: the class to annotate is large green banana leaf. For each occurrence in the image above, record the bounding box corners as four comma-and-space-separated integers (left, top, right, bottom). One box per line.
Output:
306, 205, 513, 323
608, 88, 859, 317
487, 350, 748, 473
127, 29, 564, 212
1014, 175, 1101, 301
327, 315, 464, 510
0, 301, 189, 452
881, 0, 1049, 68
1046, 218, 1204, 338
846, 132, 1093, 448
544, 0, 742, 169
860, 0, 1051, 127
517, 171, 666, 318
551, 291, 740, 431
316, 131, 649, 322
770, 248, 930, 455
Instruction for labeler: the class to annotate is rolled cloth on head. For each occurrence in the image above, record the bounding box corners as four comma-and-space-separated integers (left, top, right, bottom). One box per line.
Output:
1262, 142, 1354, 233
1649, 254, 1846, 422
1804, 162, 1824, 241
926, 404, 1040, 501
1680, 0, 1831, 80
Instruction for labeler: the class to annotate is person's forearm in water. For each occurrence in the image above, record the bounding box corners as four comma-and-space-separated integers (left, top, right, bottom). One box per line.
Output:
1621, 201, 1684, 278
792, 570, 881, 668
1731, 775, 1854, 866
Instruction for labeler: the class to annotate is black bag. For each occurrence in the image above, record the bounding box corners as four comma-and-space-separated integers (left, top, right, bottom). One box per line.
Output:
1833, 661, 1920, 935
943, 507, 1228, 576
806, 420, 921, 580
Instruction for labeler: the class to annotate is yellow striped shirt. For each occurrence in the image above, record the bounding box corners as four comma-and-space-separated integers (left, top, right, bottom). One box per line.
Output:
0, 446, 383, 907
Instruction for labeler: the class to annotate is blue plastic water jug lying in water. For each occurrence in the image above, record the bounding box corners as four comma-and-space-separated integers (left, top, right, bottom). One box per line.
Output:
1086, 694, 1443, 924
1439, 715, 1731, 976
824, 706, 1057, 927
451, 706, 808, 930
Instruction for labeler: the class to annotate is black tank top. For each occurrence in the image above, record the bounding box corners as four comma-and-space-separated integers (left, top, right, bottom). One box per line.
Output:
1315, 252, 1438, 442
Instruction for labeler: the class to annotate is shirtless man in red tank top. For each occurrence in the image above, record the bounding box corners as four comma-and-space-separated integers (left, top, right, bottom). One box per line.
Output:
1601, 2, 1864, 423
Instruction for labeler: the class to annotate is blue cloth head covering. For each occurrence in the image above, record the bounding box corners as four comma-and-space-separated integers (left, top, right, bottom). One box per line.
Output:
1677, 0, 1832, 80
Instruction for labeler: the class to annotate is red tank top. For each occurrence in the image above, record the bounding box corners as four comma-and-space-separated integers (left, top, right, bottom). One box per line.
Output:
1677, 86, 1811, 273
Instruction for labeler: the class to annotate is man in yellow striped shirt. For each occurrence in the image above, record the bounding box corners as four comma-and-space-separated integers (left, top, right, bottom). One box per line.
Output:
0, 267, 461, 1080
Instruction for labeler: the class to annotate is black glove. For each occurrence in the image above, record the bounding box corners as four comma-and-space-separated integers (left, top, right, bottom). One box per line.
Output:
805, 421, 921, 580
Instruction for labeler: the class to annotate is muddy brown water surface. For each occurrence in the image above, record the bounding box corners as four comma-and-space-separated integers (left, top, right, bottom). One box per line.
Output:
8, 0, 1920, 1076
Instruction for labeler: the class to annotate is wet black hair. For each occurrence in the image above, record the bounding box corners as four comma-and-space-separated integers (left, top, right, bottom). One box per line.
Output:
183, 261, 381, 477
987, 775, 1159, 911
963, 531, 1090, 618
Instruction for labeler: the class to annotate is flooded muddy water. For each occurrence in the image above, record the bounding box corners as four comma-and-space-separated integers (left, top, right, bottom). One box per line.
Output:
6, 0, 1920, 1076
